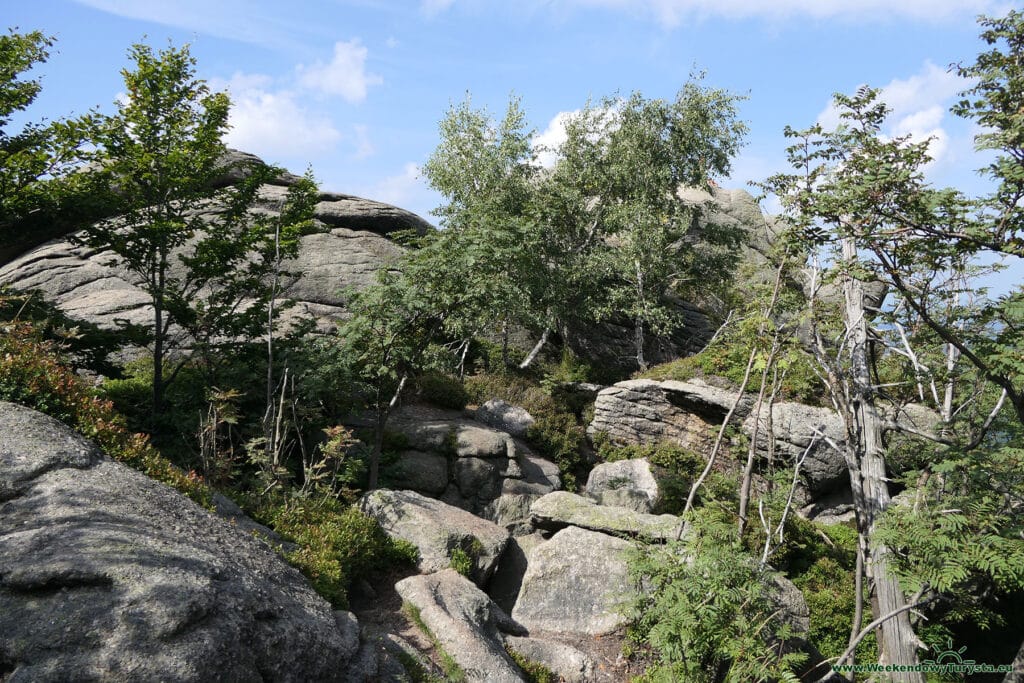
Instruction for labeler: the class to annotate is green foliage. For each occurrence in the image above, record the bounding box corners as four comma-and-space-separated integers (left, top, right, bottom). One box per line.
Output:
505, 647, 556, 683
448, 548, 473, 578
793, 555, 878, 664
525, 409, 587, 491
82, 42, 320, 416
0, 321, 212, 507
0, 31, 103, 262
628, 509, 806, 682
249, 494, 418, 608
415, 370, 470, 410
639, 318, 820, 406
551, 80, 748, 370
877, 442, 1024, 628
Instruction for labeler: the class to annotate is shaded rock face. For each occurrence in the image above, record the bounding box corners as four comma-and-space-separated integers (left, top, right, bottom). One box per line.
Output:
588, 378, 750, 449
0, 401, 355, 682
741, 401, 849, 495
0, 152, 428, 336
384, 410, 560, 516
395, 570, 526, 683
358, 489, 509, 586
512, 526, 635, 636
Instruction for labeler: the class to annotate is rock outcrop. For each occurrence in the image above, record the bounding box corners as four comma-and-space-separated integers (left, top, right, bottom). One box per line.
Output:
476, 399, 535, 438
383, 408, 560, 515
0, 401, 357, 682
358, 489, 509, 586
0, 153, 429, 336
512, 526, 635, 636
588, 378, 751, 448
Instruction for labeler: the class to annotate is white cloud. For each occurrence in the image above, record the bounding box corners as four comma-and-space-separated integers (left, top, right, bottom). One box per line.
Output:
420, 0, 456, 16
533, 110, 579, 167
216, 74, 342, 159
815, 62, 969, 168
71, 0, 304, 50
298, 39, 383, 103
370, 162, 422, 206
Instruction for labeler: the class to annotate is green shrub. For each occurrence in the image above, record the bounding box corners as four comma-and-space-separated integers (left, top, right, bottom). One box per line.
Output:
628, 509, 807, 682
526, 410, 587, 491
248, 493, 419, 608
416, 370, 469, 410
449, 548, 473, 577
0, 322, 212, 507
793, 555, 878, 665
464, 371, 550, 411
640, 340, 821, 406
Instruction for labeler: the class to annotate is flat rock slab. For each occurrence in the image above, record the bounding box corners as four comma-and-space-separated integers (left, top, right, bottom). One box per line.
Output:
530, 491, 681, 541
504, 636, 596, 683
395, 570, 526, 683
0, 401, 354, 682
512, 526, 635, 636
359, 489, 509, 586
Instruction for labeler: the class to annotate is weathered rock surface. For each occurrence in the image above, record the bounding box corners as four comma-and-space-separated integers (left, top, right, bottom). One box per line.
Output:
384, 408, 560, 514
741, 401, 848, 495
0, 401, 356, 682
395, 570, 526, 683
504, 636, 596, 683
586, 457, 661, 512
588, 378, 751, 448
358, 489, 509, 586
476, 399, 535, 438
530, 491, 680, 541
388, 450, 449, 496
0, 152, 429, 335
512, 526, 635, 636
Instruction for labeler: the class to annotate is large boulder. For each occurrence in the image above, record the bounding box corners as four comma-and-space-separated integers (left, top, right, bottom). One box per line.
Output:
358, 489, 509, 586
586, 458, 661, 512
0, 152, 430, 335
588, 378, 751, 449
395, 570, 526, 683
476, 399, 535, 438
741, 402, 848, 495
511, 526, 635, 636
0, 401, 356, 681
530, 491, 680, 541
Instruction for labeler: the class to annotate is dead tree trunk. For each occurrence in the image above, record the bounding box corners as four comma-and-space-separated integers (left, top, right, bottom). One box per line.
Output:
840, 237, 922, 681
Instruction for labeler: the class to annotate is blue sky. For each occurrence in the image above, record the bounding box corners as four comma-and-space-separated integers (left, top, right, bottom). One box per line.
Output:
6, 0, 1015, 224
